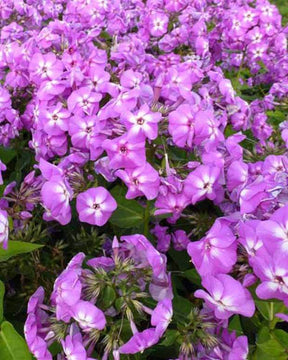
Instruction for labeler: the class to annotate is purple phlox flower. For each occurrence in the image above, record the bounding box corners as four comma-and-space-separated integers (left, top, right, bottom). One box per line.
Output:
119, 328, 160, 354
194, 274, 255, 320
102, 134, 146, 170
41, 176, 72, 225
151, 224, 171, 253
69, 115, 106, 159
29, 52, 63, 86
25, 287, 52, 360
154, 190, 190, 222
168, 104, 200, 148
120, 69, 142, 90
94, 156, 117, 182
251, 247, 288, 304
0, 210, 9, 249
239, 176, 269, 214
76, 187, 117, 226
103, 89, 138, 117
151, 298, 173, 336
50, 253, 84, 322
67, 87, 102, 116
184, 165, 221, 204
72, 300, 106, 331
149, 11, 169, 37
38, 158, 64, 180
115, 162, 160, 200
61, 333, 87, 360
39, 102, 70, 136
226, 161, 248, 204
37, 79, 67, 101
85, 65, 111, 93
219, 79, 235, 104
0, 160, 6, 185
238, 220, 263, 258
86, 256, 115, 272
171, 230, 190, 251
187, 219, 237, 276
0, 87, 11, 110
256, 204, 288, 253
121, 104, 162, 140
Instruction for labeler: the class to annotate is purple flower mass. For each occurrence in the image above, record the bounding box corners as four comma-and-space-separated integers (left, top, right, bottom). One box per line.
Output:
0, 0, 287, 358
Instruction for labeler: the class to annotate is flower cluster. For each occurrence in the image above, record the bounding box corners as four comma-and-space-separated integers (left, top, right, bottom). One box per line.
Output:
25, 234, 172, 359
0, 0, 287, 358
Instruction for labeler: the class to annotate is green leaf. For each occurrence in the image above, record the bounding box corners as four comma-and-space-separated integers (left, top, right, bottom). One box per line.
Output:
257, 338, 286, 357
255, 299, 287, 327
172, 296, 193, 319
274, 329, 288, 349
160, 330, 180, 346
183, 269, 202, 287
0, 321, 32, 360
0, 147, 17, 165
0, 241, 43, 262
168, 249, 191, 271
109, 186, 145, 228
0, 281, 4, 323
228, 315, 243, 335
98, 286, 116, 310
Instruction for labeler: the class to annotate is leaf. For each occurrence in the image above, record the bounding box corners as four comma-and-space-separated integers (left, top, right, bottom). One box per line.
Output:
0, 147, 17, 165
0, 281, 4, 323
274, 329, 288, 349
257, 338, 286, 357
98, 286, 116, 310
109, 186, 145, 228
228, 315, 243, 335
183, 269, 202, 287
168, 249, 191, 271
0, 241, 43, 262
172, 296, 193, 319
159, 330, 180, 346
255, 299, 287, 327
0, 321, 32, 360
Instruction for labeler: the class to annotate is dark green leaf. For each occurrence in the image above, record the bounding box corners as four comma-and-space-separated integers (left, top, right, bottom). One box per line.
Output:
0, 147, 17, 165
0, 321, 32, 360
228, 315, 243, 335
0, 241, 43, 262
183, 269, 202, 287
98, 286, 116, 309
172, 296, 193, 319
159, 330, 180, 346
109, 186, 145, 228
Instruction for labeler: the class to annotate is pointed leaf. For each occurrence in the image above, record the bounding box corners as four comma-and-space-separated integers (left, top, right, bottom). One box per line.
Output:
0, 321, 32, 360
0, 241, 43, 262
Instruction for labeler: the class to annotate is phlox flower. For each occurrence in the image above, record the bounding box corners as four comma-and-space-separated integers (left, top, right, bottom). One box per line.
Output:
76, 187, 117, 226
184, 165, 221, 204
187, 219, 237, 276
122, 104, 162, 140
102, 134, 146, 170
41, 176, 72, 225
195, 274, 255, 320
116, 162, 160, 200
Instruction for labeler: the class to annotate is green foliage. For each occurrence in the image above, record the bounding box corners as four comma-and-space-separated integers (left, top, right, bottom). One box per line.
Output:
0, 321, 32, 360
109, 185, 145, 228
0, 281, 32, 359
0, 241, 43, 263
